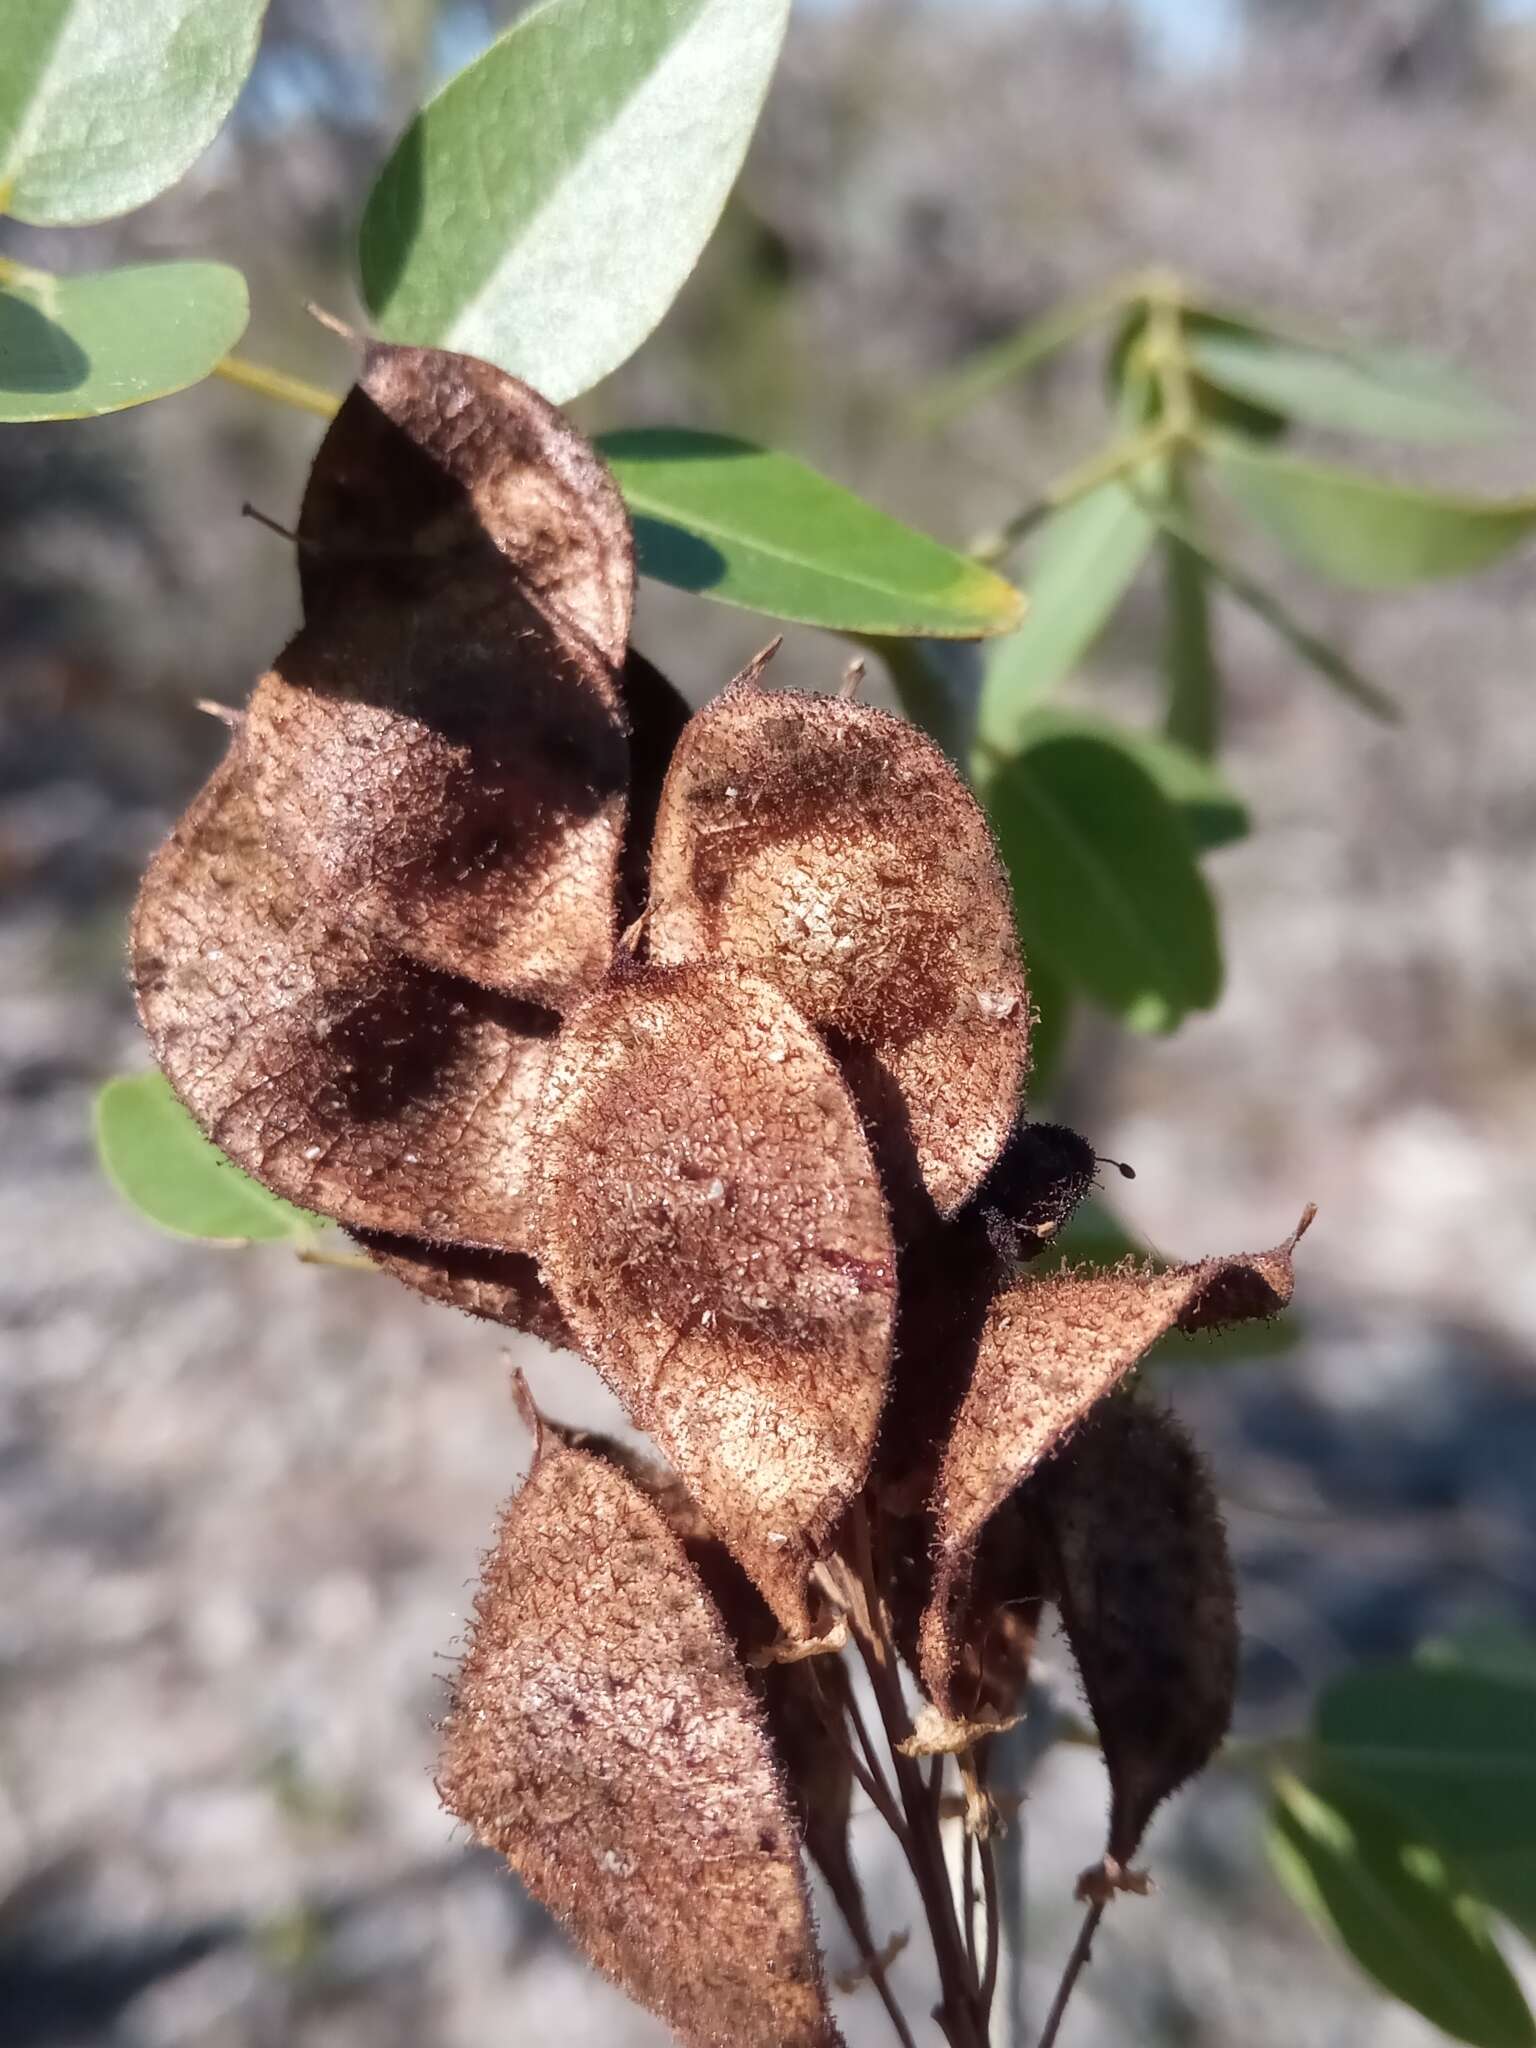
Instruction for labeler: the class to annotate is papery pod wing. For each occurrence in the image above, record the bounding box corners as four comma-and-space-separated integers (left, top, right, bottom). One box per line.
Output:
919, 1213, 1309, 1715
353, 1232, 572, 1347
132, 751, 559, 1261
439, 1429, 842, 2048
533, 964, 897, 1637
298, 341, 633, 660
260, 340, 642, 1010
646, 681, 1029, 1215
1037, 1397, 1238, 1884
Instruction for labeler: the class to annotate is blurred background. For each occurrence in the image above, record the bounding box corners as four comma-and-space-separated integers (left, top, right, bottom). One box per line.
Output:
5, 0, 1536, 2041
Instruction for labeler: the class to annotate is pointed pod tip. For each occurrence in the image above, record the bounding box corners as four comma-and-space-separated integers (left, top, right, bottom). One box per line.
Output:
304, 301, 362, 345
510, 1370, 546, 1458
1289, 1200, 1318, 1249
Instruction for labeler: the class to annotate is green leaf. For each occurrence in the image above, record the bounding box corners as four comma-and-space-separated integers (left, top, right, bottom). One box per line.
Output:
1162, 524, 1221, 758
1023, 952, 1073, 1099
0, 0, 267, 225
1148, 500, 1401, 724
976, 481, 1157, 754
1190, 332, 1509, 445
1269, 1770, 1536, 2048
0, 263, 249, 421
987, 726, 1222, 1033
95, 1073, 319, 1243
1005, 705, 1249, 852
598, 429, 1024, 636
1316, 1664, 1536, 1940
1208, 438, 1536, 588
358, 0, 790, 404
1418, 1627, 1536, 1690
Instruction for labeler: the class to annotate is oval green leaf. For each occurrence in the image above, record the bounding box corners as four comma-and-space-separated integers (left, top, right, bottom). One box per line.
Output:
987, 726, 1222, 1032
96, 1072, 319, 1243
1270, 1770, 1536, 2048
976, 480, 1157, 752
1008, 706, 1249, 853
598, 428, 1024, 636
1316, 1664, 1536, 1940
0, 0, 268, 225
1209, 438, 1536, 588
0, 263, 249, 421
358, 0, 790, 403
1190, 333, 1509, 445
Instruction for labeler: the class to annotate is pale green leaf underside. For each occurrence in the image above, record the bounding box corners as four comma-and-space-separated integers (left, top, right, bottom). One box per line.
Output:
1270, 1771, 1535, 2048
95, 1072, 318, 1243
359, 0, 790, 404
0, 0, 268, 224
0, 263, 249, 421
1190, 332, 1509, 445
1209, 438, 1536, 588
602, 429, 1025, 636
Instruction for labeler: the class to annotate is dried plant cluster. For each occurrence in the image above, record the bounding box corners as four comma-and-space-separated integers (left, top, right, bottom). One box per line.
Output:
130, 340, 1310, 2048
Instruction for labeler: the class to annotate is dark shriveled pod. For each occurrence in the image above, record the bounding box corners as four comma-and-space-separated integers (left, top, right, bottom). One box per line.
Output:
439, 1420, 842, 2048
919, 1211, 1311, 1719
533, 963, 897, 1637
1036, 1396, 1238, 1890
646, 680, 1030, 1215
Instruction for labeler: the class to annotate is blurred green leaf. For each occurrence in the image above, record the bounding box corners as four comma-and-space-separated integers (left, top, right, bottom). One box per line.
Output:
1148, 500, 1401, 723
1007, 705, 1249, 852
1023, 952, 1074, 1099
1190, 333, 1508, 445
0, 263, 249, 421
988, 726, 1222, 1032
599, 429, 1024, 636
916, 277, 1128, 425
358, 0, 790, 403
1418, 1627, 1536, 1689
977, 481, 1156, 754
1162, 521, 1221, 757
95, 1073, 318, 1243
1270, 1771, 1536, 2048
1317, 1664, 1536, 1940
1209, 438, 1536, 588
0, 0, 267, 225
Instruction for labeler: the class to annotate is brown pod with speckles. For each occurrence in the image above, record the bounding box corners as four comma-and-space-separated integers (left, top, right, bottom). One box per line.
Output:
1037, 1396, 1238, 1886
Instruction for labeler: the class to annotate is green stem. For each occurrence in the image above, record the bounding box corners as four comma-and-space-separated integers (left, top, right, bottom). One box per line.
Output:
213, 354, 340, 419
974, 422, 1175, 562
1160, 459, 1221, 758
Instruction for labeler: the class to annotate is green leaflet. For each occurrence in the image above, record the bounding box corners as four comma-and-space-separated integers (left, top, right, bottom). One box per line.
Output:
600, 429, 1024, 636
1270, 1771, 1535, 2048
0, 0, 267, 224
1189, 332, 1508, 445
0, 263, 249, 421
95, 1073, 319, 1244
359, 0, 790, 403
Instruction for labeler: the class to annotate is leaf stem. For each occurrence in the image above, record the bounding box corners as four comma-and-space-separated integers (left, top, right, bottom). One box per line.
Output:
975, 423, 1175, 562
213, 354, 340, 418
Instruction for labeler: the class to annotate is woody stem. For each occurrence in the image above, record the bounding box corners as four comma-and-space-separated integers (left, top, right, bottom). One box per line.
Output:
1035, 1898, 1106, 2048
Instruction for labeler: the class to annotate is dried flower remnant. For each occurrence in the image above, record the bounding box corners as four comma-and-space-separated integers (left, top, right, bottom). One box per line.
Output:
1037, 1397, 1238, 1890
533, 963, 896, 1637
439, 1421, 842, 2048
919, 1213, 1310, 1718
647, 679, 1029, 1214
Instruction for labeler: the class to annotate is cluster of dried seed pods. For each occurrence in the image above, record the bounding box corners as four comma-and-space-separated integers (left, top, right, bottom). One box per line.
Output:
131, 340, 1310, 2048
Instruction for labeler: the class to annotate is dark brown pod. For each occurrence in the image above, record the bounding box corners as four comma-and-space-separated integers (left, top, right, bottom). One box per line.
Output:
533, 963, 897, 1637
918, 1212, 1310, 1715
1037, 1397, 1238, 1880
646, 679, 1030, 1215
439, 1425, 842, 2048
132, 754, 561, 1263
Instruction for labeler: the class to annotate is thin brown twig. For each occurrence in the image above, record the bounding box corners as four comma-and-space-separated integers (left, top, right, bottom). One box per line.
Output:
962, 1825, 979, 1980
979, 1825, 1002, 2016
1035, 1898, 1107, 2048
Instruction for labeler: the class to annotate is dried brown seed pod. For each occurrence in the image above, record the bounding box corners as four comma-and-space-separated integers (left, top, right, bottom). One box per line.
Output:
297, 340, 633, 661
533, 963, 897, 1637
351, 1232, 572, 1347
918, 1212, 1310, 1714
646, 679, 1029, 1215
132, 754, 561, 1266
1037, 1396, 1238, 1881
439, 1423, 841, 2048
